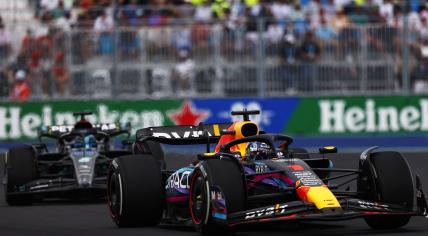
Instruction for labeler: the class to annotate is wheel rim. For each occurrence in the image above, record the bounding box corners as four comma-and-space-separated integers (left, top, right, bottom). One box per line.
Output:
108, 172, 121, 219
190, 172, 207, 224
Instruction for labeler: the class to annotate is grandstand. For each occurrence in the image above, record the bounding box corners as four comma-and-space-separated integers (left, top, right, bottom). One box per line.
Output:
0, 0, 426, 100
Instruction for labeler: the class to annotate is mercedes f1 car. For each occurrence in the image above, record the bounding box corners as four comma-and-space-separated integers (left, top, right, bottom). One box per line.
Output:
107, 110, 428, 234
3, 112, 132, 205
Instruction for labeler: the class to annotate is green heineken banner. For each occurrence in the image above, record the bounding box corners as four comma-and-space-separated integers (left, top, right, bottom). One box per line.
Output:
1, 96, 428, 141
0, 100, 181, 140
285, 96, 428, 135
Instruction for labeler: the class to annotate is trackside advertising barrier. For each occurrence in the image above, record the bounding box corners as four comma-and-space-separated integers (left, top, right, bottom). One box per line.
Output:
1, 96, 428, 149
0, 100, 180, 140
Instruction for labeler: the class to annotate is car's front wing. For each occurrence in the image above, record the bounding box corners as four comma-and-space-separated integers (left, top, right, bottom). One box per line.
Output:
6, 177, 107, 197
226, 198, 424, 227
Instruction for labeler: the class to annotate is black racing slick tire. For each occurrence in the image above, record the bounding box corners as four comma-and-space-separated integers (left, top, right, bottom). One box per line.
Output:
5, 147, 36, 206
358, 151, 414, 229
108, 154, 164, 227
189, 159, 246, 235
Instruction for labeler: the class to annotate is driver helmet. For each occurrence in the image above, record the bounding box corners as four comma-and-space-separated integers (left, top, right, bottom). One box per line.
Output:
84, 134, 97, 148
245, 142, 270, 160
72, 136, 84, 149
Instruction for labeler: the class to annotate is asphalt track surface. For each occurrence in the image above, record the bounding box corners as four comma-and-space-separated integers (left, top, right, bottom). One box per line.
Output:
0, 152, 427, 236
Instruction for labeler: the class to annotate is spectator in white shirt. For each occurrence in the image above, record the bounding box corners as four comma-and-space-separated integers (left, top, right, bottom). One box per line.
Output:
379, 0, 394, 26
172, 50, 195, 96
194, 2, 212, 22
334, 0, 353, 10
41, 0, 59, 11
0, 23, 10, 45
305, 0, 321, 29
94, 11, 114, 55
289, 3, 305, 22
408, 10, 422, 32
56, 12, 72, 32
62, 0, 75, 10
0, 23, 11, 63
94, 11, 114, 34
270, 0, 293, 21
323, 0, 337, 21
420, 17, 428, 41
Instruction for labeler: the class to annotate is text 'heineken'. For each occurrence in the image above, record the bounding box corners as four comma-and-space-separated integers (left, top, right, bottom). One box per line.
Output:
0, 104, 164, 140
319, 99, 428, 133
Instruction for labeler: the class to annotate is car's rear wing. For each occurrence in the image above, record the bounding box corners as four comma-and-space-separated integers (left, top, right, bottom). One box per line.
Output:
136, 123, 233, 144
38, 122, 131, 140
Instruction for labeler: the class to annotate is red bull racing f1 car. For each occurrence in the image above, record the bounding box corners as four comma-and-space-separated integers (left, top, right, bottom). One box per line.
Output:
107, 110, 428, 234
3, 112, 132, 205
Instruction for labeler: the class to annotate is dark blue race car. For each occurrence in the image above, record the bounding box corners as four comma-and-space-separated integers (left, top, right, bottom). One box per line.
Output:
107, 110, 428, 235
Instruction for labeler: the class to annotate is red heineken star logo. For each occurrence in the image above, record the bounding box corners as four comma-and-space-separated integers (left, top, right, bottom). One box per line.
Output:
168, 101, 209, 126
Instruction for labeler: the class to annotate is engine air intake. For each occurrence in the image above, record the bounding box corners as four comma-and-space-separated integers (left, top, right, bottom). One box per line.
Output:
241, 122, 259, 137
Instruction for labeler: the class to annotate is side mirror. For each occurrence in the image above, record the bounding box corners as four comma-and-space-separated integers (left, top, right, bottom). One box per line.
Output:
197, 152, 221, 161
319, 146, 338, 154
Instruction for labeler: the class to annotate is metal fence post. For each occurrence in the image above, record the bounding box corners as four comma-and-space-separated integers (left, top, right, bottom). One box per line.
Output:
401, 2, 410, 95
256, 17, 266, 97
66, 30, 73, 99
213, 23, 224, 96
111, 1, 119, 98
360, 26, 368, 93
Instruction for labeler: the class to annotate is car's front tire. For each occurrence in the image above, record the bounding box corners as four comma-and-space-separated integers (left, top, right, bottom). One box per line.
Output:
358, 151, 414, 229
189, 158, 246, 235
108, 154, 164, 227
5, 147, 36, 206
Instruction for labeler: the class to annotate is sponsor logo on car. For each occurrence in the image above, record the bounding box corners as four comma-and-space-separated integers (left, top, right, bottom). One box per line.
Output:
166, 170, 192, 189
273, 158, 300, 163
357, 200, 390, 210
78, 157, 92, 163
50, 125, 74, 133
153, 130, 213, 139
255, 162, 268, 173
211, 190, 224, 200
245, 203, 288, 219
292, 170, 322, 186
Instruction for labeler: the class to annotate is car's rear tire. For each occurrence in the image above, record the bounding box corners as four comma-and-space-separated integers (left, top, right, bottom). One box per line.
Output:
5, 147, 36, 206
190, 159, 245, 235
108, 154, 164, 227
358, 151, 414, 229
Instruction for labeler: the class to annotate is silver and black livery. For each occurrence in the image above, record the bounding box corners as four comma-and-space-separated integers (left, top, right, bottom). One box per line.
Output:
3, 112, 132, 205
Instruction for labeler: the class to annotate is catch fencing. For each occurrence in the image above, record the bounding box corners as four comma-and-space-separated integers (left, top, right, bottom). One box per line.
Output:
0, 11, 418, 99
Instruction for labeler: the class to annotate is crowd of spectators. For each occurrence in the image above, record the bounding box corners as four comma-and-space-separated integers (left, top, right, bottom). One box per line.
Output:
2, 0, 428, 100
